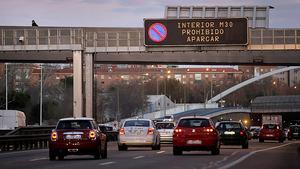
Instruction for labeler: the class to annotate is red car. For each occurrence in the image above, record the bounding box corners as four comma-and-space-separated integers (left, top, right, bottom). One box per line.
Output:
259, 124, 285, 143
49, 117, 107, 160
173, 116, 220, 155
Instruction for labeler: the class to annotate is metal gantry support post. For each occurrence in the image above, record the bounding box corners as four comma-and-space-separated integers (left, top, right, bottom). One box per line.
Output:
73, 51, 83, 117
84, 53, 94, 118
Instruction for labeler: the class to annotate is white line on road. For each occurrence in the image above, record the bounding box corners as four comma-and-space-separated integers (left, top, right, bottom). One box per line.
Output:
99, 161, 116, 166
218, 142, 298, 169
157, 151, 165, 154
29, 157, 48, 162
133, 156, 144, 159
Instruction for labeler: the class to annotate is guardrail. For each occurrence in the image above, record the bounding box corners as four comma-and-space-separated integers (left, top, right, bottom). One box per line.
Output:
0, 127, 118, 152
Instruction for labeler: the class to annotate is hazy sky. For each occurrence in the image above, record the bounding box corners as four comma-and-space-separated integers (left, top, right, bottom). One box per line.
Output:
0, 0, 300, 28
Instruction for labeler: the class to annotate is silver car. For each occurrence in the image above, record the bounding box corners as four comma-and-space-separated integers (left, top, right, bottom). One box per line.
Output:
118, 119, 160, 151
156, 122, 175, 144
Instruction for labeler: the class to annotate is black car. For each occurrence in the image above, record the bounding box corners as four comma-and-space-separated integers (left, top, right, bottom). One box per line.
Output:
216, 121, 249, 149
287, 125, 300, 140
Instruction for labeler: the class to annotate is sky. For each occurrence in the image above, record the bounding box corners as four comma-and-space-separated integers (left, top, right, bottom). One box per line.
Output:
0, 0, 300, 28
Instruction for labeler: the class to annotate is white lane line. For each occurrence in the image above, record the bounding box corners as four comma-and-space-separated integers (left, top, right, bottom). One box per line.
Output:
157, 151, 165, 154
218, 142, 297, 169
99, 161, 116, 166
133, 156, 144, 159
29, 157, 48, 162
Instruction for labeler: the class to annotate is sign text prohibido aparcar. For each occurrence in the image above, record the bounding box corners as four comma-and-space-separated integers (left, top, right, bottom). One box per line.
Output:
144, 18, 248, 46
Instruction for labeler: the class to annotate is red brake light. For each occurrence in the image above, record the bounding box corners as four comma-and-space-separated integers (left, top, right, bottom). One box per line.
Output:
204, 128, 214, 132
277, 126, 280, 129
119, 128, 125, 135
174, 128, 182, 133
147, 128, 154, 135
51, 131, 57, 141
89, 130, 96, 139
240, 131, 244, 136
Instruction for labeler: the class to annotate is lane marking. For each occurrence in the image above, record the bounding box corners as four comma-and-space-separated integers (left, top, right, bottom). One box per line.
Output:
99, 161, 116, 166
157, 151, 165, 154
218, 142, 298, 169
29, 157, 48, 162
133, 156, 144, 159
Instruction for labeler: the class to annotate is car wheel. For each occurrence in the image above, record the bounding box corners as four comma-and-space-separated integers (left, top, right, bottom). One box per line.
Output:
58, 153, 64, 160
211, 147, 220, 155
94, 145, 101, 159
118, 144, 127, 151
242, 141, 249, 149
288, 137, 292, 141
101, 141, 108, 159
49, 150, 56, 161
279, 138, 284, 143
173, 147, 182, 155
259, 138, 264, 143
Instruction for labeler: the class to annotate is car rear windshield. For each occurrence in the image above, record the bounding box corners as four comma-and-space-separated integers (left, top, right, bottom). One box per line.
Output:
178, 118, 210, 128
156, 123, 175, 129
57, 120, 93, 130
263, 124, 278, 129
217, 123, 242, 130
290, 126, 300, 131
124, 120, 150, 127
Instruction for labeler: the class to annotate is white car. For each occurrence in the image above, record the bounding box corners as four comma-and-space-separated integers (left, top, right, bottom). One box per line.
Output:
118, 119, 160, 151
156, 122, 175, 143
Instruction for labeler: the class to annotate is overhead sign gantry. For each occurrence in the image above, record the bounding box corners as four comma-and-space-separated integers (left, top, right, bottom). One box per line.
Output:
144, 18, 248, 46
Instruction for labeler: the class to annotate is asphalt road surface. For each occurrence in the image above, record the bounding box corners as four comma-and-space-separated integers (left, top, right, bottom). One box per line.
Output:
0, 140, 299, 169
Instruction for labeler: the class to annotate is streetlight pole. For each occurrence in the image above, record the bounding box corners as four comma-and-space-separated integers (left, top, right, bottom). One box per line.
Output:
40, 64, 43, 126
5, 63, 8, 110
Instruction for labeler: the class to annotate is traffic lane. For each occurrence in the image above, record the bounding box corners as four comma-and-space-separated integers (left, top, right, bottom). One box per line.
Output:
0, 140, 296, 169
229, 141, 300, 169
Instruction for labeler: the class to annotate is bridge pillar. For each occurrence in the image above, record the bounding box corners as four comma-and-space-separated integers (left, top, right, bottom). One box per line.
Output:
73, 51, 83, 117
84, 53, 94, 118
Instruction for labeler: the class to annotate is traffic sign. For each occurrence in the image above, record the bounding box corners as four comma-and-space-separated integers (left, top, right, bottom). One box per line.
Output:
148, 23, 167, 42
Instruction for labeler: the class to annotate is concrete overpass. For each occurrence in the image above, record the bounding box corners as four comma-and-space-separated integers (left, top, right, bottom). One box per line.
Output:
1, 26, 300, 118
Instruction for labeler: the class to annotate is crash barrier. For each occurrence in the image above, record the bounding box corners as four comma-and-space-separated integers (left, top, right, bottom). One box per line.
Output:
0, 126, 119, 152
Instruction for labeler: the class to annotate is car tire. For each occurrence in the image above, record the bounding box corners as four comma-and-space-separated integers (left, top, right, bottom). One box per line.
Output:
58, 153, 64, 160
118, 144, 127, 151
279, 138, 284, 143
173, 147, 182, 155
259, 138, 264, 143
242, 141, 249, 149
49, 150, 56, 161
288, 137, 292, 141
94, 146, 101, 159
101, 141, 108, 159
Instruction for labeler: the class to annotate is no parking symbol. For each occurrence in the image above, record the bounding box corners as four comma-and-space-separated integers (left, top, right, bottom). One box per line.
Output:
148, 23, 167, 43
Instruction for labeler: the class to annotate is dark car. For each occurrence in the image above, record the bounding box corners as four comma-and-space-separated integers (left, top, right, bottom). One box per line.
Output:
259, 124, 285, 143
287, 125, 300, 140
173, 116, 220, 155
49, 117, 107, 160
216, 121, 249, 149
250, 127, 261, 139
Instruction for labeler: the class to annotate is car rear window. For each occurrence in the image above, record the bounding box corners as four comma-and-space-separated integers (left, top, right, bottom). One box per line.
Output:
57, 120, 93, 130
156, 123, 175, 129
263, 124, 278, 129
218, 123, 242, 130
124, 120, 150, 127
290, 126, 300, 131
178, 118, 210, 128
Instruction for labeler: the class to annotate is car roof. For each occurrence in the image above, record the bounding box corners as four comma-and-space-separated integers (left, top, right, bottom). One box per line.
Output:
59, 117, 94, 121
218, 121, 241, 123
178, 116, 210, 120
156, 121, 175, 124
124, 118, 152, 121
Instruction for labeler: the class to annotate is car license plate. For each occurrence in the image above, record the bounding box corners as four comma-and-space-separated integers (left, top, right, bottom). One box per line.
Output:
266, 134, 274, 137
187, 140, 202, 144
224, 131, 235, 135
66, 134, 81, 140
293, 133, 299, 135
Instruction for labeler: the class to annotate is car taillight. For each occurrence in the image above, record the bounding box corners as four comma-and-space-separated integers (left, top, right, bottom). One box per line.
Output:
51, 131, 57, 141
204, 128, 214, 132
174, 128, 182, 133
89, 130, 96, 140
119, 128, 125, 135
240, 131, 245, 136
147, 128, 154, 135
277, 126, 280, 129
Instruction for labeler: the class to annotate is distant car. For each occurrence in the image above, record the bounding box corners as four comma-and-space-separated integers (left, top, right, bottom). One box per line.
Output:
118, 119, 160, 151
259, 124, 285, 143
250, 127, 261, 139
98, 124, 113, 133
49, 117, 107, 160
287, 125, 300, 140
162, 115, 174, 122
216, 121, 249, 149
173, 116, 220, 155
156, 122, 176, 143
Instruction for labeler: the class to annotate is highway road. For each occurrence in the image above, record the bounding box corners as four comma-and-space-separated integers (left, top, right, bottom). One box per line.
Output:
0, 140, 299, 169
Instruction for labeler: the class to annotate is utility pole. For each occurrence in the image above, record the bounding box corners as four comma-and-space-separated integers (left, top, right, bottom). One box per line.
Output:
40, 64, 43, 126
5, 63, 8, 110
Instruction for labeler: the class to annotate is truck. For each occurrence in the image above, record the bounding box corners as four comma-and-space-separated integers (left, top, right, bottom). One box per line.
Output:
0, 110, 26, 129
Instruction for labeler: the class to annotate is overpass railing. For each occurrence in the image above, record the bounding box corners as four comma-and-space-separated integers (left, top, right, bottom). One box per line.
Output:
1, 27, 300, 51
